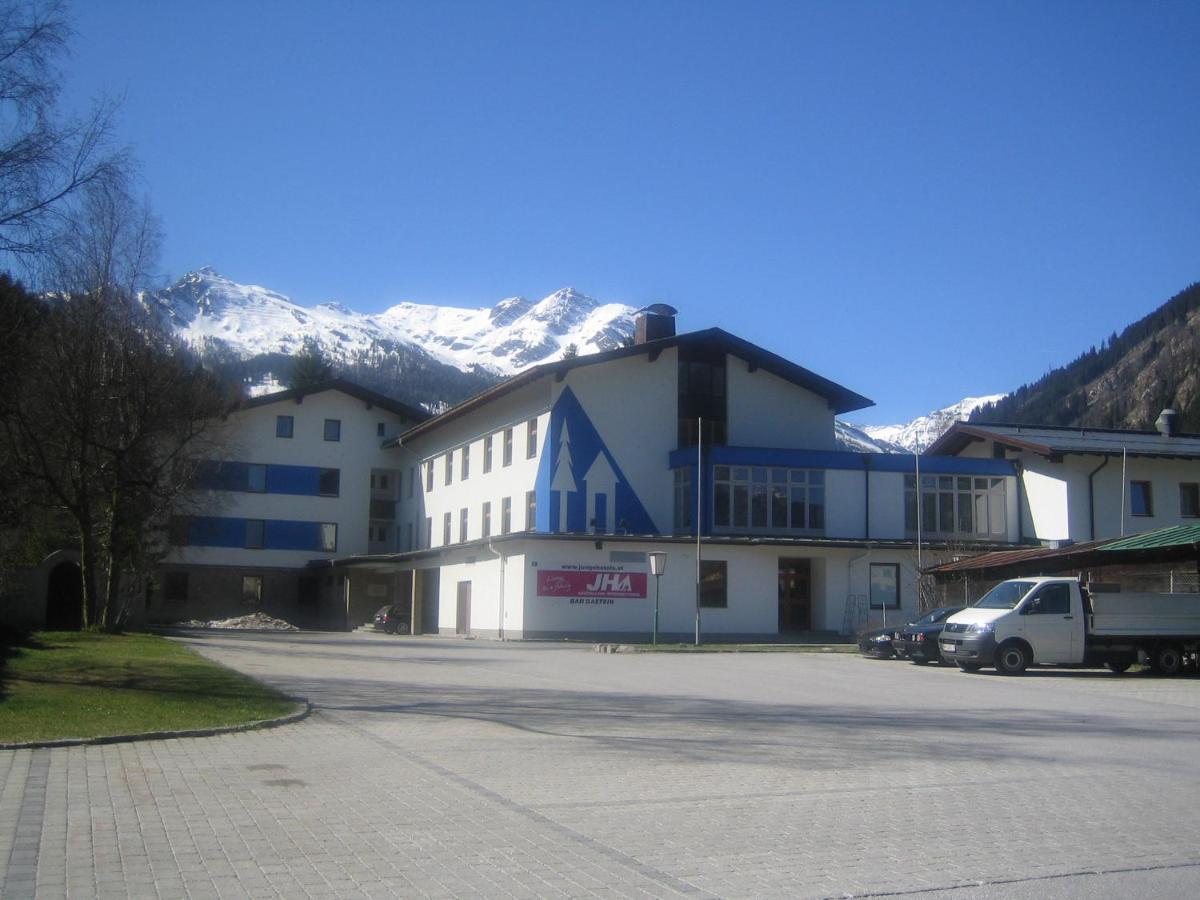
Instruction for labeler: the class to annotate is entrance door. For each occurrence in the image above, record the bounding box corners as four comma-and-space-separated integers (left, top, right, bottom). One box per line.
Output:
46, 561, 83, 630
778, 558, 811, 632
455, 581, 471, 635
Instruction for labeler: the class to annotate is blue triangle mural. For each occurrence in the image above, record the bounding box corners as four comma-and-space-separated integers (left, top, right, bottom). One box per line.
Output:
534, 386, 658, 535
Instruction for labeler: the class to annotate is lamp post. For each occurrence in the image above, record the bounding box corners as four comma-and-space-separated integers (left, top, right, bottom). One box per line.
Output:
649, 551, 667, 645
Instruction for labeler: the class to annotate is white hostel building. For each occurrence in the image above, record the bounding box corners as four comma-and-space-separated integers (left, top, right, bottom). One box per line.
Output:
153, 380, 428, 627
328, 309, 1021, 640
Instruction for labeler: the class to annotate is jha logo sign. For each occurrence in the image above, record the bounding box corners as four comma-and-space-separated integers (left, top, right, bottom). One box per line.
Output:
537, 569, 647, 599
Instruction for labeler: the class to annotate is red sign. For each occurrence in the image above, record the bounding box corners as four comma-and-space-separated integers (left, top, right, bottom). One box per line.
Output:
537, 569, 647, 599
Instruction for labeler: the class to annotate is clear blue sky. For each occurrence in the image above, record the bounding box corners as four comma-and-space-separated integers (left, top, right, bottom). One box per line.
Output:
62, 0, 1199, 425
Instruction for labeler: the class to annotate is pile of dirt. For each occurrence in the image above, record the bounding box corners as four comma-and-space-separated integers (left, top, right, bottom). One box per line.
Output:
175, 612, 299, 631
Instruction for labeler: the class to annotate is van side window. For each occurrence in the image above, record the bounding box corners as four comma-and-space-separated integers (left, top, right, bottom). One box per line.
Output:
1033, 584, 1071, 615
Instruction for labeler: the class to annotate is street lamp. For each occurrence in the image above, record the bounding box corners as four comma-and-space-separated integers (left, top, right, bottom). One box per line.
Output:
649, 551, 667, 645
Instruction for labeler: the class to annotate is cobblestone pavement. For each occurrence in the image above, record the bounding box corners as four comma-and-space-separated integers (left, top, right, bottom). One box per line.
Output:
3, 633, 1200, 898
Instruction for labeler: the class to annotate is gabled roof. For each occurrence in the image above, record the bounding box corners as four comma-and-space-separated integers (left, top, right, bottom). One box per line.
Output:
397, 327, 873, 443
926, 421, 1200, 460
242, 378, 430, 422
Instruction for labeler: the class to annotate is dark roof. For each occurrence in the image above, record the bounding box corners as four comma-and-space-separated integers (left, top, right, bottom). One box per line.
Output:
398, 327, 873, 443
242, 378, 430, 422
926, 421, 1200, 460
926, 525, 1200, 580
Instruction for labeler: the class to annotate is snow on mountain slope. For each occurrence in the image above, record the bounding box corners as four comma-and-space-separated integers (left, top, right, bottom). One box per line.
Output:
834, 421, 907, 454
846, 395, 1007, 453
145, 269, 636, 375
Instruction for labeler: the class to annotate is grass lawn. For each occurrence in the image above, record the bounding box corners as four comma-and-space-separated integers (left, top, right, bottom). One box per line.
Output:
0, 630, 296, 744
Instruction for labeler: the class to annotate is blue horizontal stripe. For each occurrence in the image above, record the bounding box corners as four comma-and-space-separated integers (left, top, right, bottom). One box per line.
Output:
667, 446, 1015, 476
186, 516, 331, 551
193, 460, 335, 496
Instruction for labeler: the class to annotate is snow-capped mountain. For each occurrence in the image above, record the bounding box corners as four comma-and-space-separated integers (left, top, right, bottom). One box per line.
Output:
145, 268, 636, 376
845, 395, 1007, 453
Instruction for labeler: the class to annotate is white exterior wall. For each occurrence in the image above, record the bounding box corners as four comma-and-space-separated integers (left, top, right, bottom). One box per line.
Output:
826, 469, 867, 539
1021, 465, 1071, 541
550, 349, 679, 531
166, 389, 415, 569
412, 537, 920, 639
726, 358, 837, 450
868, 471, 907, 540
402, 379, 552, 548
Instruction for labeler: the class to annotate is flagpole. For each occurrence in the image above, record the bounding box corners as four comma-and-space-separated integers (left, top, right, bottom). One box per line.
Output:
695, 416, 702, 646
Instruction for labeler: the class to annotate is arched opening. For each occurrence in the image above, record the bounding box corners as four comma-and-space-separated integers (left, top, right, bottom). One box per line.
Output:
45, 561, 83, 630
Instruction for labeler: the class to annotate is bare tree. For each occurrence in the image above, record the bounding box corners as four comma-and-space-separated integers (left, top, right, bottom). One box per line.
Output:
0, 0, 124, 260
1, 178, 237, 630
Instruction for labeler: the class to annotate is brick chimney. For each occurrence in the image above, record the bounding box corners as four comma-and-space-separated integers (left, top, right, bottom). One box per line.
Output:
634, 303, 678, 344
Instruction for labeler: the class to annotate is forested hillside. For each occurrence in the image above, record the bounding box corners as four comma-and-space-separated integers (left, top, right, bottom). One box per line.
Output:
971, 282, 1200, 431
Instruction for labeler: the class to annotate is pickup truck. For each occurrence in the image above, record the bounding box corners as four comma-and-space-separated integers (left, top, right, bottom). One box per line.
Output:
938, 576, 1200, 675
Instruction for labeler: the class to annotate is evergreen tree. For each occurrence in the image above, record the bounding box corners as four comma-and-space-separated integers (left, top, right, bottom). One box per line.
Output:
288, 336, 333, 388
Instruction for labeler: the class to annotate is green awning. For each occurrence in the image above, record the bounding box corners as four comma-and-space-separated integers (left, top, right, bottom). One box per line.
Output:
1098, 524, 1200, 552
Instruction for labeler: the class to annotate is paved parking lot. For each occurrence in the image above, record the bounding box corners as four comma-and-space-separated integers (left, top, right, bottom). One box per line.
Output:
3, 633, 1200, 898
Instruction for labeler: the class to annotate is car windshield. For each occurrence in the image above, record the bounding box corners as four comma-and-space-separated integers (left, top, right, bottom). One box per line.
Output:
914, 607, 957, 625
974, 581, 1037, 609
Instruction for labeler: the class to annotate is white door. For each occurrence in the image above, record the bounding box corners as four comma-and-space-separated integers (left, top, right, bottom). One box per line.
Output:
1020, 583, 1078, 663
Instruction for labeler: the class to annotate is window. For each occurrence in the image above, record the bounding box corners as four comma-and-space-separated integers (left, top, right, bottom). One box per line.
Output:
461, 445, 470, 480
1130, 481, 1153, 517
677, 351, 727, 448
673, 468, 693, 532
247, 464, 267, 493
1182, 483, 1200, 518
245, 519, 265, 549
319, 523, 337, 552
424, 517, 432, 548
503, 427, 513, 466
869, 563, 900, 609
425, 461, 433, 492
483, 434, 493, 473
501, 497, 512, 534
407, 467, 415, 499
443, 512, 452, 545
525, 490, 536, 531
163, 572, 189, 604
444, 452, 453, 486
168, 515, 190, 546
905, 474, 1006, 539
242, 575, 262, 606
482, 502, 491, 538
324, 419, 341, 442
1030, 583, 1070, 615
405, 522, 413, 550
526, 418, 538, 459
713, 467, 824, 531
275, 415, 294, 438
319, 468, 340, 497
376, 422, 385, 437
459, 507, 469, 543
699, 560, 727, 608
379, 474, 389, 490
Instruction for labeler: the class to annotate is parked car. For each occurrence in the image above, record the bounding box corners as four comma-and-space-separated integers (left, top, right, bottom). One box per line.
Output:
895, 606, 966, 664
858, 624, 908, 659
372, 604, 411, 635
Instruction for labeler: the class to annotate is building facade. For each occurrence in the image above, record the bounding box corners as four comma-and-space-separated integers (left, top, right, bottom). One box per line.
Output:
153, 380, 428, 627
331, 312, 1022, 639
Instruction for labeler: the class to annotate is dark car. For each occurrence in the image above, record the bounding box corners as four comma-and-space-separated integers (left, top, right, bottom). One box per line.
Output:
895, 606, 966, 664
372, 604, 410, 635
858, 624, 909, 659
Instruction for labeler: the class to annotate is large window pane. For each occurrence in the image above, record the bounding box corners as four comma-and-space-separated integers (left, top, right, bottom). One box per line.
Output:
751, 483, 768, 527
771, 484, 788, 527
715, 482, 731, 527
699, 560, 728, 608
733, 484, 749, 526
869, 563, 900, 609
791, 487, 807, 529
809, 488, 824, 529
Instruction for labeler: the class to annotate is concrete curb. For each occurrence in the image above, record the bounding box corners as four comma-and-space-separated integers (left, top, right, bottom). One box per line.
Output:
0, 699, 313, 752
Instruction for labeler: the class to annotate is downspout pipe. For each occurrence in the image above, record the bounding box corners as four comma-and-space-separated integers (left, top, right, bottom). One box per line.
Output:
487, 538, 506, 640
1087, 456, 1110, 541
